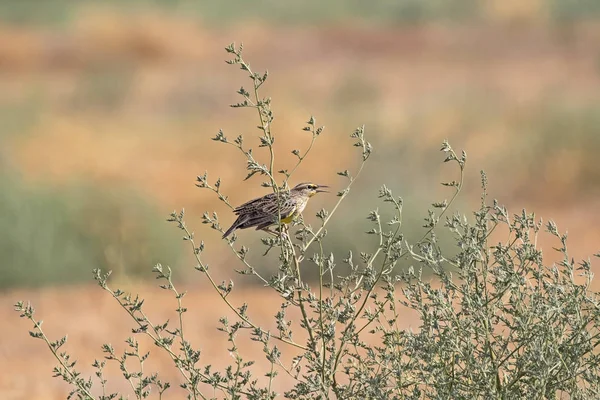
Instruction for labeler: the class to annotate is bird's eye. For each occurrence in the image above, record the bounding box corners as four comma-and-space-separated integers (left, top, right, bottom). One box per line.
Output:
309, 184, 316, 189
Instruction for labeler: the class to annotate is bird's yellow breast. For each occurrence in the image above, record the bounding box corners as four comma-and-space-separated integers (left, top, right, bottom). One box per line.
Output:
281, 214, 295, 224
280, 198, 308, 224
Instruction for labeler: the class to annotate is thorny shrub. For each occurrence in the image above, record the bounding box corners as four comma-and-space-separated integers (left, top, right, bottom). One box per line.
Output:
15, 44, 600, 400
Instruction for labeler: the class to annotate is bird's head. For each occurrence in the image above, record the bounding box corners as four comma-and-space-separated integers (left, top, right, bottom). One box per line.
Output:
292, 182, 329, 197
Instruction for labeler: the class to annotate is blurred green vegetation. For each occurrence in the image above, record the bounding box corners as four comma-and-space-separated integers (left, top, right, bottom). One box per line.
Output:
1, 0, 600, 27
549, 0, 600, 22
525, 103, 600, 185
0, 171, 182, 289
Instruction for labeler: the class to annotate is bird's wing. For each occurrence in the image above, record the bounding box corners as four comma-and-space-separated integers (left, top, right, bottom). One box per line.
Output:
234, 193, 296, 222
261, 197, 297, 219
233, 192, 295, 217
233, 192, 276, 214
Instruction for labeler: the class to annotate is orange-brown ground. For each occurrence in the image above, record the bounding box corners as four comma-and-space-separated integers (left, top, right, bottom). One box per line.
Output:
2, 282, 421, 399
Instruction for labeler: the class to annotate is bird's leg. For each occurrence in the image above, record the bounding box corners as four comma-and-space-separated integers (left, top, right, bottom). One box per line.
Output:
261, 226, 288, 256
262, 225, 289, 240
262, 227, 280, 237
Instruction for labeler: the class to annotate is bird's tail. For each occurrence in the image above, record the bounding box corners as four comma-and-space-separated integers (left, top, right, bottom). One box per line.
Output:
223, 215, 246, 238
222, 221, 238, 238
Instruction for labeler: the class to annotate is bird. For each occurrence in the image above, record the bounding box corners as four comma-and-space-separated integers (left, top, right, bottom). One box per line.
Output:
222, 182, 328, 238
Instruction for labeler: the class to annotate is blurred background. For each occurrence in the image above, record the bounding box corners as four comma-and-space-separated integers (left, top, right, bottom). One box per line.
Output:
2, 1, 600, 398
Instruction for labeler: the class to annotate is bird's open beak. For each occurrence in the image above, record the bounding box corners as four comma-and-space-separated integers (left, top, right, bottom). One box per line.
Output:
316, 185, 329, 193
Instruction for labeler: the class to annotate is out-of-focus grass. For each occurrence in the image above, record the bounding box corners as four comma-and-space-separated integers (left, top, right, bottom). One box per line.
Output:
507, 102, 600, 201
70, 67, 135, 112
0, 171, 182, 289
0, 0, 475, 27
2, 0, 600, 28
0, 4, 599, 288
549, 0, 600, 22
0, 99, 43, 140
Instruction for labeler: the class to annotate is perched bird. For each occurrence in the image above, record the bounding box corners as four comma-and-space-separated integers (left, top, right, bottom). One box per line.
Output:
222, 182, 328, 238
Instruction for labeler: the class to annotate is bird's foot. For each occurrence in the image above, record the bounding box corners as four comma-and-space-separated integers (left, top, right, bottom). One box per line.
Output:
262, 226, 290, 241
263, 227, 280, 237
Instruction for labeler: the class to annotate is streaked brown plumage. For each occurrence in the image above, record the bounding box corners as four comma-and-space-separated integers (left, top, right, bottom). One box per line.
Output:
222, 182, 328, 238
